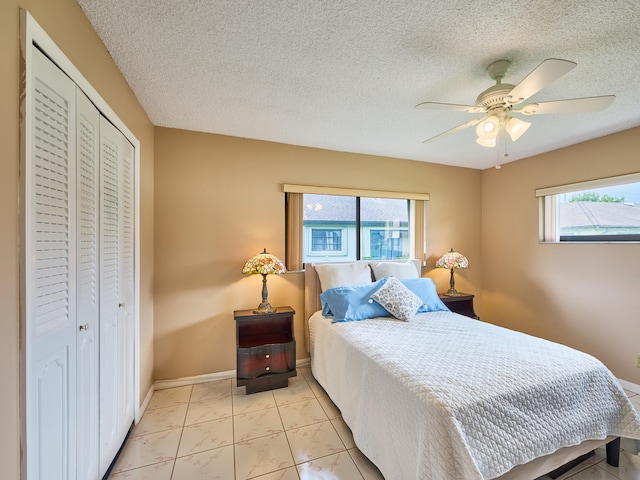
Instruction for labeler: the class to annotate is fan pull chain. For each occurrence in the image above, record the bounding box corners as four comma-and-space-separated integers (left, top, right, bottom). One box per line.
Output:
494, 131, 503, 169
495, 131, 510, 169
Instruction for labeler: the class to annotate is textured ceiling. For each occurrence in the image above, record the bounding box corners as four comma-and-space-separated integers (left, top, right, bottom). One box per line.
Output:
77, 0, 640, 169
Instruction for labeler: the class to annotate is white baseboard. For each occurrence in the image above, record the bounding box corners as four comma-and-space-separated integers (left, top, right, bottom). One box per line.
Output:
155, 369, 236, 390
154, 358, 311, 391
618, 378, 640, 395
135, 384, 155, 424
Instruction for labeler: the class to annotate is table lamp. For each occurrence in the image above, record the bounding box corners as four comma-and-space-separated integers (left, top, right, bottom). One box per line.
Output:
242, 248, 286, 313
435, 248, 469, 296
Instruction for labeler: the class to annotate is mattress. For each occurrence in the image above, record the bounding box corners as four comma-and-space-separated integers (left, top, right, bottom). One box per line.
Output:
309, 310, 640, 480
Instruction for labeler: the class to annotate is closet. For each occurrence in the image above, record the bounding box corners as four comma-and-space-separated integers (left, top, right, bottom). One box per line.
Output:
24, 44, 135, 480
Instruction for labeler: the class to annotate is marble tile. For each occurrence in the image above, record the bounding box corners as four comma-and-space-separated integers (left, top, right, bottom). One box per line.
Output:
111, 428, 182, 473
177, 416, 234, 457
272, 376, 316, 406
234, 407, 285, 442
233, 389, 277, 415
297, 369, 327, 397
252, 467, 300, 480
331, 417, 356, 449
147, 385, 192, 410
286, 420, 345, 464
348, 448, 385, 480
551, 454, 606, 480
621, 437, 640, 456
565, 464, 622, 479
306, 378, 328, 399
299, 367, 321, 386
131, 403, 188, 437
107, 460, 174, 479
172, 445, 235, 480
599, 449, 640, 480
317, 395, 341, 419
190, 379, 232, 402
232, 378, 247, 395
629, 394, 640, 413
278, 398, 329, 430
235, 432, 294, 480
297, 451, 364, 479
184, 396, 233, 425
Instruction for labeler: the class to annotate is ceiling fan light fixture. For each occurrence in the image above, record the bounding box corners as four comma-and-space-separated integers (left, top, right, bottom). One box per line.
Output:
476, 136, 496, 147
476, 115, 500, 139
505, 117, 531, 142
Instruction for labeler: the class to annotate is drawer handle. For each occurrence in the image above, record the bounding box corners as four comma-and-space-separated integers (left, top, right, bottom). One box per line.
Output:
265, 366, 270, 371
265, 354, 270, 359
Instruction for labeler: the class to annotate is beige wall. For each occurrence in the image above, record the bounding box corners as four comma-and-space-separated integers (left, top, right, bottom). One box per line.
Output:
154, 128, 482, 380
5, 4, 636, 478
482, 127, 640, 384
1, 1, 155, 477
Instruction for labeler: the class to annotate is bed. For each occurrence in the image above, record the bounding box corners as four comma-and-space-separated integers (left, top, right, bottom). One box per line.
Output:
304, 260, 640, 480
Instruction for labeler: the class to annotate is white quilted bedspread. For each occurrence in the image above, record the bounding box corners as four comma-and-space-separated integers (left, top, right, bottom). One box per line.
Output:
309, 311, 640, 480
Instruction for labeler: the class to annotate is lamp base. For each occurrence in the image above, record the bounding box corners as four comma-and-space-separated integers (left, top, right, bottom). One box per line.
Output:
443, 288, 462, 297
253, 301, 276, 314
254, 274, 276, 313
444, 268, 462, 296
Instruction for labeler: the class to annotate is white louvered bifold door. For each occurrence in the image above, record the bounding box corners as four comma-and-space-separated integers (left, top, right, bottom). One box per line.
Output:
76, 89, 101, 480
119, 124, 136, 439
26, 43, 136, 480
99, 117, 135, 477
26, 45, 78, 480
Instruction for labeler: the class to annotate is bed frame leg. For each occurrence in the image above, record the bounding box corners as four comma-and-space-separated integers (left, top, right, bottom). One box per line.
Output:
606, 437, 620, 467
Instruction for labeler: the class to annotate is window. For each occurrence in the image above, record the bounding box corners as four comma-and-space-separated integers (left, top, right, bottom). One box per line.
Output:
369, 229, 408, 259
302, 193, 409, 263
310, 229, 344, 253
537, 173, 640, 243
284, 184, 428, 269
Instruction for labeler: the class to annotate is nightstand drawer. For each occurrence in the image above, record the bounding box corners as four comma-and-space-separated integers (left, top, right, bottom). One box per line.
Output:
237, 341, 295, 379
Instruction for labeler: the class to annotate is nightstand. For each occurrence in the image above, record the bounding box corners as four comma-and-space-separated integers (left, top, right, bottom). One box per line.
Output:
439, 293, 479, 320
234, 306, 297, 394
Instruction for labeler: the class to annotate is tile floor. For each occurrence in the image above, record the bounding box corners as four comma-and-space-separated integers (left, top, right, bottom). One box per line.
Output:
108, 368, 640, 480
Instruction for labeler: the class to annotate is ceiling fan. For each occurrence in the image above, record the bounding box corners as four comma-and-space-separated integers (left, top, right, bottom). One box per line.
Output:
416, 58, 615, 148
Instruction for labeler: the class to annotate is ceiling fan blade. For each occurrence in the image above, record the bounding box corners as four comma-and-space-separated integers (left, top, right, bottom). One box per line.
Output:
423, 117, 485, 144
505, 58, 577, 106
415, 101, 484, 113
515, 95, 615, 115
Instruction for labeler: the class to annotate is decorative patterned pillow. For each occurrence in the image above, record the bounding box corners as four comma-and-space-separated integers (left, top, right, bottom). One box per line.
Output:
371, 276, 424, 321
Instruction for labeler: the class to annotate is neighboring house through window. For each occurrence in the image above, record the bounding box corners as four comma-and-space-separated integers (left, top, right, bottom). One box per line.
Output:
284, 184, 429, 270
302, 193, 409, 263
537, 173, 640, 242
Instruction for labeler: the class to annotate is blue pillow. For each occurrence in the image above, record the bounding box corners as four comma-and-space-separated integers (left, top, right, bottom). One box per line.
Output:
320, 280, 390, 322
399, 278, 450, 313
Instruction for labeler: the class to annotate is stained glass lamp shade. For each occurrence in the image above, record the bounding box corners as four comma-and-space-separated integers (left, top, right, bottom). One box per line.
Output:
242, 248, 287, 313
435, 248, 469, 296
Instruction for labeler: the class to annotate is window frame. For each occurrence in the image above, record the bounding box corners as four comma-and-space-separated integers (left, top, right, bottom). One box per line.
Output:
284, 184, 428, 270
536, 172, 640, 243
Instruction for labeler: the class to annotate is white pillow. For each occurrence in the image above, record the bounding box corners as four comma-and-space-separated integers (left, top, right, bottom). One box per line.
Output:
370, 276, 423, 321
314, 262, 372, 291
370, 261, 419, 281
